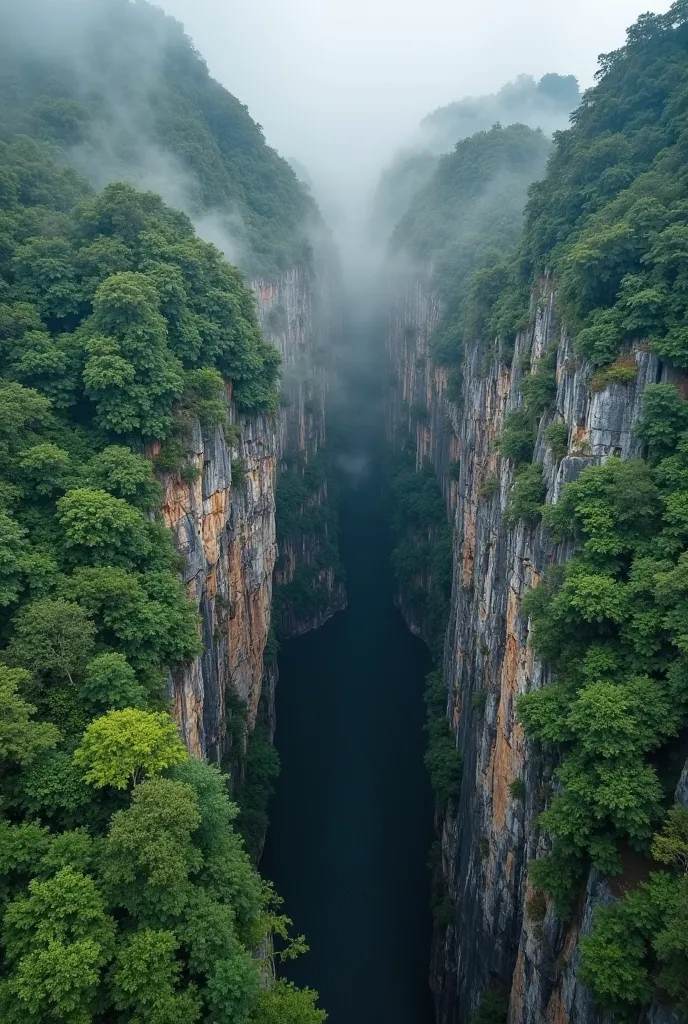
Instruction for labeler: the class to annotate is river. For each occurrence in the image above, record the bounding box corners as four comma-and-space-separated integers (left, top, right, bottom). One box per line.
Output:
261, 309, 436, 1024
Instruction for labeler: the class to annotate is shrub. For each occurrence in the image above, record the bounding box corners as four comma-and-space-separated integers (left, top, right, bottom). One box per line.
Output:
448, 458, 461, 482
521, 365, 557, 417
471, 690, 487, 712
479, 473, 500, 499
496, 409, 533, 465
526, 890, 548, 923
504, 464, 545, 526
471, 988, 508, 1024
231, 459, 248, 488
544, 422, 569, 461
509, 779, 526, 801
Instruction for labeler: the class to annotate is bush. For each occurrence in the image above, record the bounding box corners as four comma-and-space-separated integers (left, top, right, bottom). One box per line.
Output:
448, 458, 461, 482
504, 464, 545, 526
526, 890, 548, 922
521, 364, 557, 417
496, 409, 534, 465
544, 422, 569, 461
591, 353, 639, 392
424, 672, 462, 804
479, 473, 500, 499
231, 459, 248, 488
509, 779, 526, 801
471, 689, 487, 712
471, 987, 509, 1024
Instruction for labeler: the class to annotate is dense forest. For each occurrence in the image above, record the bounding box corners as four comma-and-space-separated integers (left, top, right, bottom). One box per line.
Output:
0, 0, 319, 278
387, 3, 688, 1019
510, 5, 688, 1015
0, 1, 327, 1021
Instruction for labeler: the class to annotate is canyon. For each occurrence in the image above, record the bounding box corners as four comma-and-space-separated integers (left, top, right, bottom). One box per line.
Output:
386, 270, 688, 1024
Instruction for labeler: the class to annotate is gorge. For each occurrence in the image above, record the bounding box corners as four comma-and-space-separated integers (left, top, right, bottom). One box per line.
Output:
1, 2, 688, 1024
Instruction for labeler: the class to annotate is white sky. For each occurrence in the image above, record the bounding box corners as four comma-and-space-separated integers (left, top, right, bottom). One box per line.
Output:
157, 0, 673, 223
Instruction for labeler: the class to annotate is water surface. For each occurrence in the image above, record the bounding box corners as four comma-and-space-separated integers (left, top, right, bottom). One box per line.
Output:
262, 440, 435, 1023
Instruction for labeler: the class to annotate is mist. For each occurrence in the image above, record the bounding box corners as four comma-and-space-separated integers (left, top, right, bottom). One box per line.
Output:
157, 0, 672, 262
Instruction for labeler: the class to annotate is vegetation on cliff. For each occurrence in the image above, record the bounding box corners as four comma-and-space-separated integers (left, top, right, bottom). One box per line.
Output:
391, 123, 552, 393
388, 451, 452, 661
517, 394, 688, 1016
0, 2, 329, 1019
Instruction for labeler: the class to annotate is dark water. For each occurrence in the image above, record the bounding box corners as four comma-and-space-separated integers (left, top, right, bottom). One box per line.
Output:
262, 311, 435, 1024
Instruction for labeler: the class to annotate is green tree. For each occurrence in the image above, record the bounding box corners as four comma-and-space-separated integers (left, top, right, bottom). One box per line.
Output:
6, 600, 96, 685
73, 709, 187, 790
0, 867, 115, 1024
0, 666, 59, 767
57, 488, 153, 568
111, 928, 201, 1024
253, 980, 327, 1024
81, 652, 147, 713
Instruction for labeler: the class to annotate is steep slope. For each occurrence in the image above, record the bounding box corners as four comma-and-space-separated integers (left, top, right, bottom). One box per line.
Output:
385, 5, 688, 1022
0, 136, 329, 1024
370, 74, 579, 244
0, 0, 346, 763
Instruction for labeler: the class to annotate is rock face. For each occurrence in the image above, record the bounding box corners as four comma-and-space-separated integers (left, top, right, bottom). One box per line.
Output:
256, 264, 346, 638
386, 272, 687, 1024
163, 263, 344, 762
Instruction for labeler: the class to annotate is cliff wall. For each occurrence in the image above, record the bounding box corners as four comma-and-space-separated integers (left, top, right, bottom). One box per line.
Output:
163, 263, 344, 762
387, 272, 687, 1024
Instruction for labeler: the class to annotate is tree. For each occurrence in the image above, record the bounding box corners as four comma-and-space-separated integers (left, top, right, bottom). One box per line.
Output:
0, 867, 115, 1024
0, 666, 59, 767
0, 511, 28, 607
85, 446, 162, 509
111, 929, 201, 1024
73, 709, 187, 790
6, 600, 96, 685
102, 776, 202, 921
19, 443, 71, 496
81, 652, 146, 713
253, 981, 327, 1024
57, 488, 152, 569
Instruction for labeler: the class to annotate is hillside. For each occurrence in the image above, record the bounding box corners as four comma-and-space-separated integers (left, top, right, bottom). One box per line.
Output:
370, 74, 579, 243
390, 123, 552, 381
385, 3, 688, 1020
0, 0, 319, 278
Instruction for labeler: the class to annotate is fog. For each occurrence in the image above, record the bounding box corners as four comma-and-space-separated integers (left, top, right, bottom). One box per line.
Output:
157, 0, 672, 246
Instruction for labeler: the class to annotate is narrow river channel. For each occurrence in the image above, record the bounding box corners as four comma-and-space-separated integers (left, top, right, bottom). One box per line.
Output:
261, 309, 436, 1024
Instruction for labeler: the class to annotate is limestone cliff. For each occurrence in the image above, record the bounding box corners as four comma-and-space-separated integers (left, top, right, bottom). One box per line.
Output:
387, 272, 688, 1024
162, 263, 344, 762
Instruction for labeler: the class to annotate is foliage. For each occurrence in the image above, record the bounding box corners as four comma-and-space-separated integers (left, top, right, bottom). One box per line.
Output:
388, 453, 453, 658
544, 422, 569, 461
579, 868, 686, 1019
424, 672, 462, 803
392, 125, 551, 374
471, 987, 509, 1024
253, 980, 327, 1024
0, 0, 319, 279
273, 450, 342, 635
504, 464, 546, 526
496, 409, 534, 465
509, 779, 526, 801
73, 709, 188, 789
0, 5, 326, 1017
517, 387, 688, 1014
235, 720, 281, 862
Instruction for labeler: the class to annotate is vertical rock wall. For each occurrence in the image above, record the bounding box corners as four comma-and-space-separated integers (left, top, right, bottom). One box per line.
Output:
256, 264, 346, 638
387, 272, 686, 1024
163, 262, 343, 762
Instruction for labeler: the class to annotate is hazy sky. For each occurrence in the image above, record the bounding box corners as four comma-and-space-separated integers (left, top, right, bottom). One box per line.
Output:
158, 0, 672, 219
